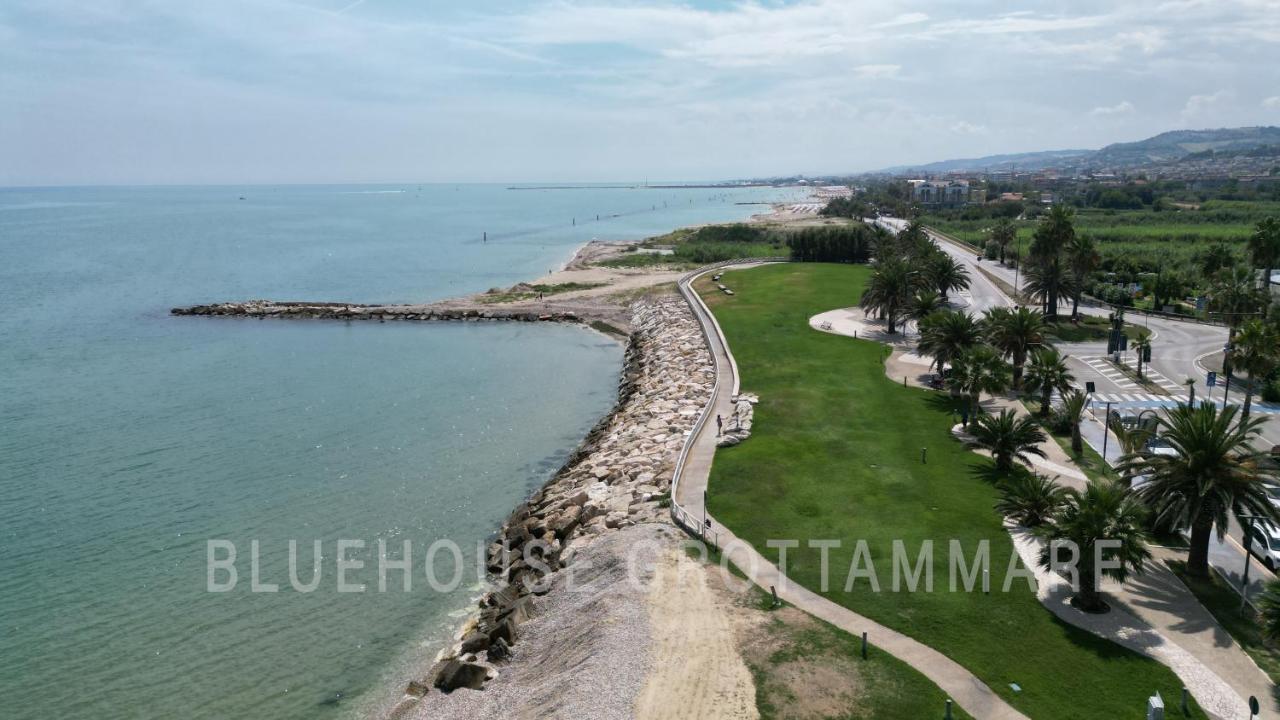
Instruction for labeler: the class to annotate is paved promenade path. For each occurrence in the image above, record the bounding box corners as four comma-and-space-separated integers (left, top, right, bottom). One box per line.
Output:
672, 264, 1030, 720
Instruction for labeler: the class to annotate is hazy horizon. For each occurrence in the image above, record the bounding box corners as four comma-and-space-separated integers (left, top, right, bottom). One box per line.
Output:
3, 1, 1279, 186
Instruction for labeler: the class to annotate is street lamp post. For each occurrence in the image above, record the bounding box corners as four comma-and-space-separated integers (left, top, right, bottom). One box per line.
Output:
1101, 401, 1114, 460
1240, 515, 1268, 612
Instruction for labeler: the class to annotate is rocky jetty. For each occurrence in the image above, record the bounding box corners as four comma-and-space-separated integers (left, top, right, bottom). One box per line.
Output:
401, 294, 714, 706
171, 300, 585, 325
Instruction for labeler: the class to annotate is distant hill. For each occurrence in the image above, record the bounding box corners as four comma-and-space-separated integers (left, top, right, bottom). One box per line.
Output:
873, 126, 1280, 175
881, 149, 1092, 174
1090, 126, 1280, 165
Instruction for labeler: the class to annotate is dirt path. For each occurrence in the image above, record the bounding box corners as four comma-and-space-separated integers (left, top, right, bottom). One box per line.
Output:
635, 549, 758, 720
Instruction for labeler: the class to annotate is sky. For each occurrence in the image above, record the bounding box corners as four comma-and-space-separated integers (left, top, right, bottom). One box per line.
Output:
2, 0, 1279, 185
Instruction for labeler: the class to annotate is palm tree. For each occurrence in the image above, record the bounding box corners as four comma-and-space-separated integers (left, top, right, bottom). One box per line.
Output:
859, 258, 917, 334
1209, 267, 1264, 376
1062, 389, 1089, 456
1037, 480, 1152, 613
984, 306, 1047, 390
1024, 347, 1075, 417
917, 310, 981, 373
907, 290, 943, 324
996, 472, 1069, 527
1027, 205, 1076, 317
1248, 217, 1280, 293
926, 253, 970, 302
1132, 331, 1151, 380
1197, 243, 1237, 278
950, 346, 1012, 420
1257, 579, 1280, 642
1108, 416, 1153, 457
1121, 402, 1279, 577
1023, 260, 1074, 319
1066, 234, 1100, 320
1232, 319, 1279, 421
968, 409, 1048, 471
991, 219, 1017, 265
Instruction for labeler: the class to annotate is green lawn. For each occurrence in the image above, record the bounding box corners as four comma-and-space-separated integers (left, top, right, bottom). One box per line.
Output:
701, 263, 1204, 720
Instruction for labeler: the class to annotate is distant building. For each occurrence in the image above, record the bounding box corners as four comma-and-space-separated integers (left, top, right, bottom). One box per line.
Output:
909, 179, 973, 206
997, 192, 1024, 203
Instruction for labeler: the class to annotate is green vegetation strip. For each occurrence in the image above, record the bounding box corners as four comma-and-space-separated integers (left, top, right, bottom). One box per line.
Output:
700, 263, 1204, 720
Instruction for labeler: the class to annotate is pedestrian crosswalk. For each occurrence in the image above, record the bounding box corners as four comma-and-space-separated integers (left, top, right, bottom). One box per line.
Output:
1076, 355, 1185, 393
1085, 392, 1280, 415
1076, 355, 1137, 390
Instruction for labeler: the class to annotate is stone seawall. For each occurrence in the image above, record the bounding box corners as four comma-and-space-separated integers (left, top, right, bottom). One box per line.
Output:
171, 300, 586, 325
391, 294, 714, 714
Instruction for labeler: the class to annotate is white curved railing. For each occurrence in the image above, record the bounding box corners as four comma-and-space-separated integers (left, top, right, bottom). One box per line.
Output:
668, 257, 789, 548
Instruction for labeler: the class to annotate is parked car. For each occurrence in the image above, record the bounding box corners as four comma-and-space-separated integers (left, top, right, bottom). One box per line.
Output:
1246, 521, 1280, 571
1144, 435, 1178, 457
1263, 484, 1280, 513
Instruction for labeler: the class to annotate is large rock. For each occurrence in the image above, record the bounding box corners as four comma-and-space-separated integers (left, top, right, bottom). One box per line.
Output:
432, 659, 489, 692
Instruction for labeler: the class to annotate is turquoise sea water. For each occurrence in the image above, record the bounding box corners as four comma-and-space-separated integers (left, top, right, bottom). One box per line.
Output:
0, 183, 800, 719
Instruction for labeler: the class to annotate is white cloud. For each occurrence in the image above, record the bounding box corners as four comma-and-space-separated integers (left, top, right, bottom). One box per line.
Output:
872, 12, 928, 29
950, 121, 986, 134
1182, 90, 1229, 117
1091, 101, 1135, 116
1264, 96, 1280, 108
854, 64, 901, 79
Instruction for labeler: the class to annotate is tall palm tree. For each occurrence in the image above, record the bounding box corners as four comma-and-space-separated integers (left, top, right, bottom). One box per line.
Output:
1037, 480, 1152, 613
1209, 267, 1264, 376
968, 409, 1048, 471
1027, 205, 1076, 317
859, 258, 917, 334
926, 253, 971, 302
1132, 331, 1152, 380
1198, 243, 1237, 278
1023, 260, 1074, 319
1121, 402, 1279, 577
1062, 389, 1089, 456
1232, 319, 1279, 421
1248, 217, 1280, 294
1067, 234, 1100, 320
917, 310, 981, 373
950, 346, 1012, 420
991, 219, 1017, 265
984, 306, 1047, 390
1023, 347, 1075, 417
996, 472, 1069, 527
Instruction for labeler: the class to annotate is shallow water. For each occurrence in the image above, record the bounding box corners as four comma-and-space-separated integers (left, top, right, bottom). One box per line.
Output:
0, 183, 799, 719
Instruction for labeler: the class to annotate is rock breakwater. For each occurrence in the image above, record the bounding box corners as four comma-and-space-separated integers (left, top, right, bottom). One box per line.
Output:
171, 300, 585, 325
393, 293, 715, 714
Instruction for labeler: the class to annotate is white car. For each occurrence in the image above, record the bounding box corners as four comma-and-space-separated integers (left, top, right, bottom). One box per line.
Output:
1265, 484, 1280, 514
1246, 521, 1280, 571
1144, 436, 1179, 458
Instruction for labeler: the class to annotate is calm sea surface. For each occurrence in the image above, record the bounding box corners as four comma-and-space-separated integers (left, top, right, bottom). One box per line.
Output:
0, 183, 801, 719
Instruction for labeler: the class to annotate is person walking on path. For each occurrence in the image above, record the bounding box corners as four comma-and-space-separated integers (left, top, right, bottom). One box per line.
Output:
716, 414, 723, 436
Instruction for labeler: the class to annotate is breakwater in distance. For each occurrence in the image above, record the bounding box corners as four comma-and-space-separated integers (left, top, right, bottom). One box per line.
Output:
171, 300, 592, 326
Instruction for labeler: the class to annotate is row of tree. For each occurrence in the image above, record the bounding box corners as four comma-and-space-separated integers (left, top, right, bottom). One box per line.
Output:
857, 222, 971, 333
785, 225, 876, 264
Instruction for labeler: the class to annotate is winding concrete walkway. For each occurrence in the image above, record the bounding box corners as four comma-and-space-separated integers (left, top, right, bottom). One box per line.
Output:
672, 265, 1028, 720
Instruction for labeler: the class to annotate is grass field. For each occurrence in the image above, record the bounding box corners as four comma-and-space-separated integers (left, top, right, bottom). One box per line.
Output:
699, 263, 1204, 720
